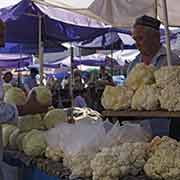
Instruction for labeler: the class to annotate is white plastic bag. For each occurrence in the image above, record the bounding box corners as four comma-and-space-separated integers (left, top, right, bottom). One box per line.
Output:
104, 121, 152, 147
45, 121, 106, 178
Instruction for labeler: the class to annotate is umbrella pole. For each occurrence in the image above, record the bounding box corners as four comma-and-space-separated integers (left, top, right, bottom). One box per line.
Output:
70, 44, 74, 120
110, 31, 114, 75
18, 44, 22, 87
38, 14, 44, 85
162, 0, 172, 66
155, 0, 158, 18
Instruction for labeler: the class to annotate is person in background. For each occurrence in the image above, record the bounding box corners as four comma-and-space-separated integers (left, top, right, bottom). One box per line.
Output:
74, 69, 84, 89
3, 71, 16, 86
99, 66, 115, 86
74, 89, 87, 108
127, 15, 180, 138
23, 68, 39, 93
61, 75, 69, 89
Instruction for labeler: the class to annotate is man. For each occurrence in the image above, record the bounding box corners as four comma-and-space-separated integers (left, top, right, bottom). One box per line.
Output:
3, 71, 16, 86
128, 15, 180, 73
23, 67, 39, 93
128, 15, 180, 138
99, 66, 114, 86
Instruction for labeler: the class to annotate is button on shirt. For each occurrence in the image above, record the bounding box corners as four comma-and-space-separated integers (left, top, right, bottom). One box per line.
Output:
127, 46, 180, 137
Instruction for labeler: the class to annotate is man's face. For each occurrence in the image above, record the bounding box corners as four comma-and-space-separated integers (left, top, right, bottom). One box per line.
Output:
132, 25, 152, 55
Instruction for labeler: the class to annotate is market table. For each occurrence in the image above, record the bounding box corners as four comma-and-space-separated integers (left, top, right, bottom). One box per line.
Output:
3, 150, 70, 180
3, 150, 150, 180
102, 110, 180, 119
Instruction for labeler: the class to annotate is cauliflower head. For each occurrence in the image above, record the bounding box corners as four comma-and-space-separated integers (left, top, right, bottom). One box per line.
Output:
101, 85, 134, 110
45, 147, 64, 162
31, 86, 52, 106
4, 87, 26, 105
16, 132, 27, 151
9, 128, 20, 149
159, 84, 180, 111
43, 109, 67, 129
144, 136, 180, 180
2, 124, 17, 147
91, 143, 148, 180
22, 129, 47, 157
125, 63, 156, 90
131, 84, 160, 110
3, 83, 12, 94
154, 66, 180, 88
18, 114, 44, 132
65, 153, 94, 178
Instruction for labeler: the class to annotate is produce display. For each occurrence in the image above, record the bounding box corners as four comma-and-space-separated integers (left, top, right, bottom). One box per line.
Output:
3, 115, 180, 180
4, 87, 26, 105
2, 63, 180, 180
102, 64, 180, 112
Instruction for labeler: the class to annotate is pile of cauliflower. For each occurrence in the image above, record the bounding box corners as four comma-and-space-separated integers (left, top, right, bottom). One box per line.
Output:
144, 136, 180, 180
101, 85, 134, 110
102, 64, 180, 111
131, 84, 160, 111
125, 63, 156, 90
91, 143, 148, 180
3, 118, 180, 180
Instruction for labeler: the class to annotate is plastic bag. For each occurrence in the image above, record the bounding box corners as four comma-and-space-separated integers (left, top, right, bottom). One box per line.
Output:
0, 102, 18, 123
103, 119, 114, 133
104, 121, 152, 147
45, 121, 106, 156
45, 121, 106, 178
63, 121, 106, 157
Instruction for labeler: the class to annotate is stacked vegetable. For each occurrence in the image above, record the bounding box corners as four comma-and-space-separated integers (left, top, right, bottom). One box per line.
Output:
102, 64, 180, 111
3, 116, 180, 180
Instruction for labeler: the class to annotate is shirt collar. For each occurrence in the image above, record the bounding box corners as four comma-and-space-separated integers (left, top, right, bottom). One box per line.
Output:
151, 45, 166, 65
138, 45, 166, 65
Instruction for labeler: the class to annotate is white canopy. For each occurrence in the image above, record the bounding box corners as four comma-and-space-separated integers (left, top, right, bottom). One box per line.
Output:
34, 0, 180, 27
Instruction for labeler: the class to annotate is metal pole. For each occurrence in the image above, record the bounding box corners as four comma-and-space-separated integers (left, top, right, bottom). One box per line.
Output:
18, 44, 23, 87
70, 45, 74, 120
154, 0, 158, 18
110, 31, 114, 75
162, 0, 172, 66
38, 15, 44, 85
